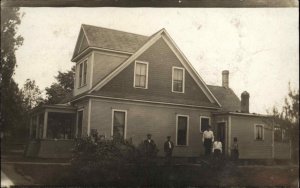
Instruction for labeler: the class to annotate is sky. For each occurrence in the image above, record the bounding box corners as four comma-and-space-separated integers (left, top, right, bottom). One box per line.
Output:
14, 8, 299, 114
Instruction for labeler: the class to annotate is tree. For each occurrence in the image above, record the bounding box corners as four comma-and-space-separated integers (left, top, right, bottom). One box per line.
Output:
268, 83, 299, 163
21, 79, 44, 110
1, 7, 25, 141
45, 66, 75, 104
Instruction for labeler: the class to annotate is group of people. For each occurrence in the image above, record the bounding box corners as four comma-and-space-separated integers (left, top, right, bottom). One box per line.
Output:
202, 126, 239, 161
143, 126, 239, 165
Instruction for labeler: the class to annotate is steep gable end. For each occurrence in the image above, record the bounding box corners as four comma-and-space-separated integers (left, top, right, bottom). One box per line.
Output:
89, 29, 221, 108
72, 27, 90, 60
93, 38, 218, 108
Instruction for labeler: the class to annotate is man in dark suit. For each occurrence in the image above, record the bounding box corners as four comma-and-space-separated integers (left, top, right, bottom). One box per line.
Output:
164, 136, 174, 165
144, 133, 156, 159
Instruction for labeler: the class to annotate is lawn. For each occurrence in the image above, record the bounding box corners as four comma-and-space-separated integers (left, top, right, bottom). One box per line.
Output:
14, 162, 299, 187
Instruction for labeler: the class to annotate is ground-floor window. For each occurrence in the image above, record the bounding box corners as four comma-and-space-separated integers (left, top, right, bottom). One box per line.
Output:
112, 110, 127, 139
200, 116, 210, 132
255, 124, 264, 140
176, 115, 189, 146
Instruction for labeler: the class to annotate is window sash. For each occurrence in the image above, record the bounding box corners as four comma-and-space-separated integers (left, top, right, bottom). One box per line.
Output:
200, 117, 210, 132
135, 62, 148, 88
177, 116, 188, 146
255, 125, 263, 140
79, 63, 83, 87
83, 60, 87, 85
172, 68, 184, 92
113, 111, 126, 139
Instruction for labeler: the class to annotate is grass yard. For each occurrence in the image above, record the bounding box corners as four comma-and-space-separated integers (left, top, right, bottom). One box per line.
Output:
14, 162, 298, 187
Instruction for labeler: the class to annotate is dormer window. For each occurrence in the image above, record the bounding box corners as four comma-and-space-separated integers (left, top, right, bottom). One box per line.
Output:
134, 61, 148, 89
172, 67, 185, 93
78, 59, 87, 88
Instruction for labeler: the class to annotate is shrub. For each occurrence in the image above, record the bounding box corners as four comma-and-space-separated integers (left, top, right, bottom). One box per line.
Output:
70, 136, 136, 185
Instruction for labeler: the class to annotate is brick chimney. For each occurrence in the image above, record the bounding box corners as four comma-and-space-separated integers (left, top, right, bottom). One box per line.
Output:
222, 70, 229, 88
241, 91, 250, 113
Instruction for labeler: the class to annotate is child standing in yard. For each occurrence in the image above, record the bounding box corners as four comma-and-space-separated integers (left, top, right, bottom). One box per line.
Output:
232, 137, 239, 161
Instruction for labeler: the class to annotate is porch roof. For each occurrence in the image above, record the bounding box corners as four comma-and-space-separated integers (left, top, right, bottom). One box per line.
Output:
30, 104, 77, 114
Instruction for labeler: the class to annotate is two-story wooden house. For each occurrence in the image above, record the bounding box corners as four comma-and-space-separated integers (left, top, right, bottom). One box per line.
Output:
26, 24, 291, 161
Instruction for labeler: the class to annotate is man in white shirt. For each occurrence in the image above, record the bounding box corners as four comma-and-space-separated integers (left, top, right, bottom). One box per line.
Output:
202, 126, 214, 156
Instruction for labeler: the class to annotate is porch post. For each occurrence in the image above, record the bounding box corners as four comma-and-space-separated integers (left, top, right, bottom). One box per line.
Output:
43, 110, 48, 139
36, 115, 39, 139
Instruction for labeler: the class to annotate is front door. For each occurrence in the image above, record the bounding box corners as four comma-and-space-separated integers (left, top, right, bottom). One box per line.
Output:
217, 122, 226, 154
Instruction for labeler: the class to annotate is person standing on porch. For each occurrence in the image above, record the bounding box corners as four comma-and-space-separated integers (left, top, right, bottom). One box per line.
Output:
202, 126, 214, 157
164, 136, 174, 165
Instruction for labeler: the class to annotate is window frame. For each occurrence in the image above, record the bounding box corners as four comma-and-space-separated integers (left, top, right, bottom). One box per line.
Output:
78, 58, 88, 88
199, 116, 211, 133
254, 124, 264, 141
111, 109, 127, 139
76, 108, 84, 138
175, 114, 189, 146
172, 66, 185, 93
133, 60, 149, 89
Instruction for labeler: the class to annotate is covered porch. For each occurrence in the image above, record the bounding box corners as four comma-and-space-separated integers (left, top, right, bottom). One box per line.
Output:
26, 104, 77, 158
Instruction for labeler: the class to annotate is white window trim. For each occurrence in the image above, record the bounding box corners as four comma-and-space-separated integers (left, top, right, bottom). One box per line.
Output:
172, 66, 185, 93
111, 109, 128, 139
199, 116, 211, 133
254, 124, 264, 141
133, 60, 149, 89
78, 58, 88, 88
76, 108, 84, 137
175, 114, 189, 146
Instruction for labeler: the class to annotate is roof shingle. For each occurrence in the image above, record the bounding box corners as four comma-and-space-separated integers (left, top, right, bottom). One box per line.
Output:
207, 85, 241, 112
82, 24, 149, 53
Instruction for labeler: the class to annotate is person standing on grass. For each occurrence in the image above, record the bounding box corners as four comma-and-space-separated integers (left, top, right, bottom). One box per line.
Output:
164, 136, 174, 165
202, 126, 214, 157
144, 134, 156, 159
232, 137, 239, 161
212, 138, 222, 161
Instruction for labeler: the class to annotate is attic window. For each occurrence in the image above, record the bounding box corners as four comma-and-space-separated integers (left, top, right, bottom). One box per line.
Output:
172, 67, 185, 93
134, 61, 148, 89
78, 59, 88, 88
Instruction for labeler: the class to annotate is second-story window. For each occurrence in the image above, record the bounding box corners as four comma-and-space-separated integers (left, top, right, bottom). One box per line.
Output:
172, 67, 185, 93
134, 61, 148, 89
78, 59, 88, 88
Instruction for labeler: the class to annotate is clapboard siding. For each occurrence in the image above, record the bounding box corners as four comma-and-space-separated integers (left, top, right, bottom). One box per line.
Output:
231, 115, 273, 159
274, 141, 291, 159
89, 98, 214, 157
92, 51, 129, 86
96, 38, 215, 107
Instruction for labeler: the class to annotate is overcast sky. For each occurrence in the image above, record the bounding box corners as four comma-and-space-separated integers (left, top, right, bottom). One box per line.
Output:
14, 8, 298, 114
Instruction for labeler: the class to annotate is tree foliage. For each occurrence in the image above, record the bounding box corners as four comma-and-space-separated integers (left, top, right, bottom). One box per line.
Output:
1, 7, 26, 140
21, 79, 44, 110
268, 83, 299, 162
45, 66, 74, 104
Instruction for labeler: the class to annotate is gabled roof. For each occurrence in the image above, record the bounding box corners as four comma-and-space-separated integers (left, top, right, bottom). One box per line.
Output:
88, 27, 222, 108
72, 24, 149, 60
207, 85, 241, 112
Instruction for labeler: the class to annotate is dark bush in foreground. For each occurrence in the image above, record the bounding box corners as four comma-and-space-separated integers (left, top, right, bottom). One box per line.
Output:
69, 136, 160, 186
